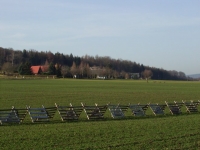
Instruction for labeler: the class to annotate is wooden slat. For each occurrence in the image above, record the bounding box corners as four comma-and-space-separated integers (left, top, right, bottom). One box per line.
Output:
27, 106, 50, 123
81, 103, 107, 120
149, 103, 165, 116
12, 108, 28, 122
107, 104, 126, 118
29, 112, 47, 115
28, 108, 46, 111
129, 104, 148, 116
0, 108, 21, 124
165, 101, 181, 115
55, 103, 83, 121
31, 116, 48, 119
45, 106, 57, 119
182, 100, 198, 113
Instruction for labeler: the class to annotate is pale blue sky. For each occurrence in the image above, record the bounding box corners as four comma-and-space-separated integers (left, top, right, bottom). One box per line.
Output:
1, 0, 200, 74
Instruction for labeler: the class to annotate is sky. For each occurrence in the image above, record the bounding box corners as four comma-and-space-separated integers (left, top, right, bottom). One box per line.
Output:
0, 0, 200, 75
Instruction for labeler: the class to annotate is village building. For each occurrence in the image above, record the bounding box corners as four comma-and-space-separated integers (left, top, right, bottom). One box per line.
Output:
129, 73, 140, 79
90, 66, 105, 79
31, 65, 49, 75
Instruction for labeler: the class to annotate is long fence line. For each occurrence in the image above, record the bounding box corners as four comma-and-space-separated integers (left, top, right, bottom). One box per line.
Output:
0, 100, 200, 125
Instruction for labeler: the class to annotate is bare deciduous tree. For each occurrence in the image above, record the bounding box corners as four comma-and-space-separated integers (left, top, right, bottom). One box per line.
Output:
113, 70, 119, 79
125, 73, 129, 79
2, 62, 17, 73
85, 63, 91, 78
70, 62, 78, 78
142, 69, 153, 83
79, 61, 86, 77
61, 65, 70, 78
120, 71, 126, 79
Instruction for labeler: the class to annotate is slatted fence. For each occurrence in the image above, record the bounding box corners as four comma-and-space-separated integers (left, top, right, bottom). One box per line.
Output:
0, 100, 199, 125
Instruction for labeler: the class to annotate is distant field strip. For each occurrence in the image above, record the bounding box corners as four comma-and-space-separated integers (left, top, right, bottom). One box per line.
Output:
1, 79, 200, 106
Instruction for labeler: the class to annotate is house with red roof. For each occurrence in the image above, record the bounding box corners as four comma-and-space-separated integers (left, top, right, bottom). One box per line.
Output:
31, 66, 42, 75
31, 65, 49, 75
40, 65, 49, 73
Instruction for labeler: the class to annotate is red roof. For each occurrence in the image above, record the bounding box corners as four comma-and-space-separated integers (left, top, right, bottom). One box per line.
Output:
41, 65, 48, 72
31, 66, 41, 74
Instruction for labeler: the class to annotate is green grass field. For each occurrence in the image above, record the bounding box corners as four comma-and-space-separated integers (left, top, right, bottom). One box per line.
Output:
0, 79, 200, 149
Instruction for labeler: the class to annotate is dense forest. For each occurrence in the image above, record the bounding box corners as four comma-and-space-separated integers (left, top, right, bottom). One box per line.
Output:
0, 47, 188, 80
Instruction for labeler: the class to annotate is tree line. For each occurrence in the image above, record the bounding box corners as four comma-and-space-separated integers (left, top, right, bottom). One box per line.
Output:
0, 47, 188, 80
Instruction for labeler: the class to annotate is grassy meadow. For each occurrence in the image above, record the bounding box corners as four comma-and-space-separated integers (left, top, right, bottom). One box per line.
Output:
0, 79, 200, 149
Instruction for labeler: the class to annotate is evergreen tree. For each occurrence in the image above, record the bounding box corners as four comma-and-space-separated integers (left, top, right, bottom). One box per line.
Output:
18, 62, 32, 75
55, 63, 62, 77
48, 62, 56, 75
